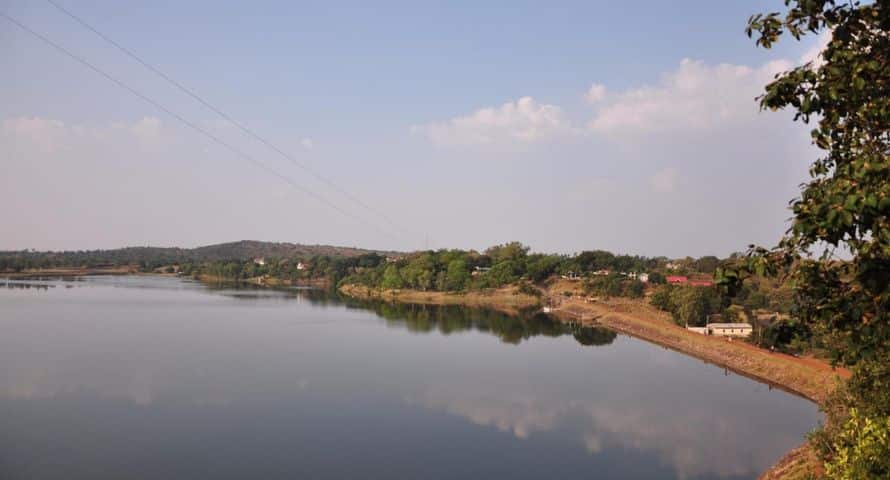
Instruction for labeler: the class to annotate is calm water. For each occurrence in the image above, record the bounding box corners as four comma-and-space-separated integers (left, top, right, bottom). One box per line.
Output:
0, 276, 820, 480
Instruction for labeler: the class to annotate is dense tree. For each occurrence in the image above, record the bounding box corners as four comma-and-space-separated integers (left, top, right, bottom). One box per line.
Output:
381, 264, 404, 289
694, 256, 721, 274
721, 2, 890, 477
484, 242, 529, 264
671, 287, 719, 327
445, 259, 470, 291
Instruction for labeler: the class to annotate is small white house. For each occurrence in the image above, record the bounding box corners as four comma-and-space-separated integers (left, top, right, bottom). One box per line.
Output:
708, 323, 753, 338
296, 262, 307, 270
253, 257, 266, 266
638, 273, 650, 283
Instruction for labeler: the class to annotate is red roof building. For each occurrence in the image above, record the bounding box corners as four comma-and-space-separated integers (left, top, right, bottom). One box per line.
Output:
667, 276, 688, 284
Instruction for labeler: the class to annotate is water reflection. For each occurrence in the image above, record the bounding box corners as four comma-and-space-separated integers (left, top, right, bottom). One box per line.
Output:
340, 298, 617, 346
0, 276, 819, 480
2, 279, 55, 290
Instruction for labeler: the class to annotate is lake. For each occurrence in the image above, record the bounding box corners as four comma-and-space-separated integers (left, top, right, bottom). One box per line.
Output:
0, 276, 820, 479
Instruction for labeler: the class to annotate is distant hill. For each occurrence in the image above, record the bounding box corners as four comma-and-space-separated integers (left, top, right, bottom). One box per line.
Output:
0, 240, 402, 269
189, 240, 401, 261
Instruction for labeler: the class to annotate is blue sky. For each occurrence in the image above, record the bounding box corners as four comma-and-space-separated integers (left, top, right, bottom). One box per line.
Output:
1, 1, 828, 257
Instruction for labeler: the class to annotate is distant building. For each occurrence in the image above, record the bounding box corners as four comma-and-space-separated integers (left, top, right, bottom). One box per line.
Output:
638, 273, 650, 283
296, 262, 307, 270
665, 262, 681, 271
561, 271, 581, 281
686, 322, 753, 338
708, 323, 753, 338
472, 266, 491, 277
253, 258, 266, 266
592, 269, 611, 276
689, 275, 715, 287
667, 276, 688, 285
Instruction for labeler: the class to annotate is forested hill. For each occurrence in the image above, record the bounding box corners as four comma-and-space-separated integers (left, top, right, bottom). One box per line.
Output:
190, 240, 400, 261
0, 240, 402, 270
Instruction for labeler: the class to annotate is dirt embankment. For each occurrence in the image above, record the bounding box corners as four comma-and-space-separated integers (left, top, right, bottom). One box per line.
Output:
339, 279, 845, 479
542, 279, 846, 480
550, 295, 845, 403
338, 284, 541, 314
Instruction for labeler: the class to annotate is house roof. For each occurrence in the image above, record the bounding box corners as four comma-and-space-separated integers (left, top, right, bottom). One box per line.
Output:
708, 323, 752, 329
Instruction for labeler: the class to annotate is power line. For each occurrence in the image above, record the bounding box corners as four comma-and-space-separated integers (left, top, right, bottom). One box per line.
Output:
1, 12, 398, 241
45, 0, 409, 238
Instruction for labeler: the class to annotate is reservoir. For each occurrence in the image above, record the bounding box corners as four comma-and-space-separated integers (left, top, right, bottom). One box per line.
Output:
0, 276, 820, 479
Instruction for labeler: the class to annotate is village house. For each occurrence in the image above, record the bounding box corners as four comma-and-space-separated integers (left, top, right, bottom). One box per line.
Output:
686, 322, 753, 338
638, 273, 650, 283
561, 271, 581, 281
592, 269, 611, 276
708, 323, 753, 338
296, 262, 307, 270
253, 257, 265, 266
668, 275, 713, 287
471, 266, 491, 277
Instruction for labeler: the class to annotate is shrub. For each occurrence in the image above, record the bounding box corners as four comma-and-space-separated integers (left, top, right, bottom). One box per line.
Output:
824, 409, 890, 480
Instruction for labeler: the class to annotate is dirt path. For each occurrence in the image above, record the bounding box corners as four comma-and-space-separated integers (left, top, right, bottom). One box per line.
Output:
541, 283, 847, 480
548, 295, 847, 403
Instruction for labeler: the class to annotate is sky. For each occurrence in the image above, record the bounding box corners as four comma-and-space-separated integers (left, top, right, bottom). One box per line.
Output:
1, 1, 829, 257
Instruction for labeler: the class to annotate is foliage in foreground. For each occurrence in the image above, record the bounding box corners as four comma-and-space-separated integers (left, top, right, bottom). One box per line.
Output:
731, 1, 890, 477
823, 409, 890, 479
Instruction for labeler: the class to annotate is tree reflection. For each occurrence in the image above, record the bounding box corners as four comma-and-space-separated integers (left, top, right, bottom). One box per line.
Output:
196, 283, 617, 348
339, 298, 616, 347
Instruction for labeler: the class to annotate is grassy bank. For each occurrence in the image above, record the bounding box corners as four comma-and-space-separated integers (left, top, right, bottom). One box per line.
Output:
338, 283, 541, 314
2, 266, 135, 278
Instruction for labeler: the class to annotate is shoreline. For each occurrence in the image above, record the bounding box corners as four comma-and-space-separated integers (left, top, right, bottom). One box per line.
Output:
2, 267, 136, 278
339, 280, 848, 480
5, 272, 843, 478
337, 283, 541, 315
339, 281, 846, 404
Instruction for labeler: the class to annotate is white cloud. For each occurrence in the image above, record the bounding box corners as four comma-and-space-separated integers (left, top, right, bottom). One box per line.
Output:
649, 167, 678, 193
128, 116, 163, 143
300, 137, 314, 149
1, 117, 67, 153
800, 30, 832, 68
588, 58, 792, 137
2, 116, 165, 153
585, 83, 607, 104
411, 96, 573, 147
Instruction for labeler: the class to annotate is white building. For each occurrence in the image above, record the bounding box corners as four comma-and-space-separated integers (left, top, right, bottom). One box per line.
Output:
296, 262, 307, 270
638, 273, 650, 283
686, 322, 753, 338
253, 258, 266, 266
561, 271, 581, 280
708, 323, 753, 338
